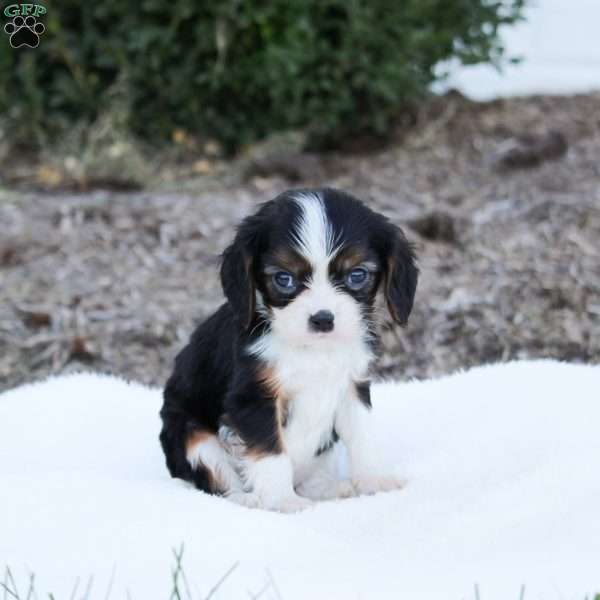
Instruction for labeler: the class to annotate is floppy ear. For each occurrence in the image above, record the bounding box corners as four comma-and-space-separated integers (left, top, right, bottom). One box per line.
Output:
383, 226, 418, 326
220, 238, 256, 330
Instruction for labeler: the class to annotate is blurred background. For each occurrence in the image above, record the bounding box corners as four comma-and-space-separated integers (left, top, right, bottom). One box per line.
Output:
0, 0, 598, 392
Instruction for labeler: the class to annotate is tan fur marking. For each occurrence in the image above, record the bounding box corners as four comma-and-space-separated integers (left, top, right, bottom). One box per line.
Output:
242, 252, 256, 329
332, 246, 368, 272
185, 429, 212, 454
245, 447, 273, 461
185, 429, 219, 492
269, 249, 311, 276
385, 255, 400, 323
256, 364, 287, 454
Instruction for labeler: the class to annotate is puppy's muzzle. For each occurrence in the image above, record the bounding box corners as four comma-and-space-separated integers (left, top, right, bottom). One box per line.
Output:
309, 310, 335, 333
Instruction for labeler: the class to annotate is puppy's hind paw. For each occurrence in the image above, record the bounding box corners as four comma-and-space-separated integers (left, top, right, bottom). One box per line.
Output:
272, 495, 315, 513
353, 474, 405, 496
295, 478, 357, 501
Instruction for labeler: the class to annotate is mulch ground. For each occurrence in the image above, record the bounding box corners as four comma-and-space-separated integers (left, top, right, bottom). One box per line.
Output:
1, 92, 599, 392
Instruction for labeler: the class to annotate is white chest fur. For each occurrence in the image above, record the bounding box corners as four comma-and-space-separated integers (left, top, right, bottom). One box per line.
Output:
282, 372, 349, 481
252, 332, 373, 483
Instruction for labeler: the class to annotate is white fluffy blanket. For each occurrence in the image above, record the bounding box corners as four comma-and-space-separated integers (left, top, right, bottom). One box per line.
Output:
1, 361, 598, 599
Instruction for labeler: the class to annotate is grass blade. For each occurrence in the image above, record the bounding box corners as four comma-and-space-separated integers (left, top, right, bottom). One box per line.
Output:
204, 562, 239, 600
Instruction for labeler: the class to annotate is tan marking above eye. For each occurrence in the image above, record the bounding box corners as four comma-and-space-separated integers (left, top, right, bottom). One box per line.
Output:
330, 246, 379, 276
264, 264, 292, 275
264, 249, 311, 278
344, 260, 378, 273
360, 260, 379, 272
330, 246, 367, 272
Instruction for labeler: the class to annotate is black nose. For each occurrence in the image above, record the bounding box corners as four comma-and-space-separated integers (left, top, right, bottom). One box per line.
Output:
309, 310, 335, 333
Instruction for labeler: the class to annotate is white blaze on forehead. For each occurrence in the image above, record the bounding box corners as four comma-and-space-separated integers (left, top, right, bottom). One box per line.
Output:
291, 192, 339, 267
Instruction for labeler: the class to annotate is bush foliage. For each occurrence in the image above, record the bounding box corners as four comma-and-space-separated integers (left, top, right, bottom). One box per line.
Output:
0, 0, 525, 151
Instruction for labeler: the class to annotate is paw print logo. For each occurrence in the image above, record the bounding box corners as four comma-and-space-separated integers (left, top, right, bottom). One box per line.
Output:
4, 15, 45, 48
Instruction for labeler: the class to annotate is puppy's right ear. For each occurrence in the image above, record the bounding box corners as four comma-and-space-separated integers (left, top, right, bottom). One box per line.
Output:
382, 224, 419, 326
220, 237, 256, 330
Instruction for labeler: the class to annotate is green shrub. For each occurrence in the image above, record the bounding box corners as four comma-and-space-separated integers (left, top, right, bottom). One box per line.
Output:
0, 0, 525, 152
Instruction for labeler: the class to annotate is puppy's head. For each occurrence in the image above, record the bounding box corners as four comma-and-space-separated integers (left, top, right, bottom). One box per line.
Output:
221, 188, 418, 349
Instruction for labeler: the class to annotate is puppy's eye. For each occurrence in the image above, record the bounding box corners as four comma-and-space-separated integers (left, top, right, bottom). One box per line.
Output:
346, 267, 369, 290
273, 271, 296, 292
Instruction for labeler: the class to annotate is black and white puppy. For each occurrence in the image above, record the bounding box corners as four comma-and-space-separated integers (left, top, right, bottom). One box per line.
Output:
159, 188, 418, 512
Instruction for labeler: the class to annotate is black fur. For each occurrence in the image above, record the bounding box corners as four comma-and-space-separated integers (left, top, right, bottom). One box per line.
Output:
315, 429, 339, 456
355, 380, 372, 409
382, 228, 418, 326
159, 188, 418, 494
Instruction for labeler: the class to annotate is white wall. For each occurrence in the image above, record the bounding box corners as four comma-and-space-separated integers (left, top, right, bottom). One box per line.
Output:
435, 0, 600, 99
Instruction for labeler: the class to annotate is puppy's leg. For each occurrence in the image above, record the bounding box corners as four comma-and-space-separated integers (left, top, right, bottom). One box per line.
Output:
187, 433, 263, 508
186, 429, 245, 496
227, 374, 313, 513
243, 453, 314, 513
335, 387, 404, 496
295, 449, 355, 501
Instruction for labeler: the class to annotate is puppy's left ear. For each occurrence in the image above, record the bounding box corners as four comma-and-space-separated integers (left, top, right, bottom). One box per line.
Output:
382, 225, 418, 326
220, 237, 256, 330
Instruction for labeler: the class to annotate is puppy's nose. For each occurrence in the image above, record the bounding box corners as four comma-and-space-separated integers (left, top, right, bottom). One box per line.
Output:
309, 310, 335, 333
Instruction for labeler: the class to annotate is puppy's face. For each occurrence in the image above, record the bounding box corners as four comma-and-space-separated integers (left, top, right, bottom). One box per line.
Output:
221, 189, 418, 351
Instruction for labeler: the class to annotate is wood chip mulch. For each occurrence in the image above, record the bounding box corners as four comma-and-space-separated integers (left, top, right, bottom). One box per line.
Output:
1, 93, 599, 392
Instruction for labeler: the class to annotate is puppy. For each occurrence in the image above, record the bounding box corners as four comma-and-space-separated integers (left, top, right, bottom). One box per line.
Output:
159, 188, 418, 512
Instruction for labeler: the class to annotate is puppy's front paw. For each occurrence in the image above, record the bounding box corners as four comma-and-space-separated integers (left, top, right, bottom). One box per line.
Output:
271, 494, 315, 513
334, 479, 357, 499
353, 474, 405, 496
